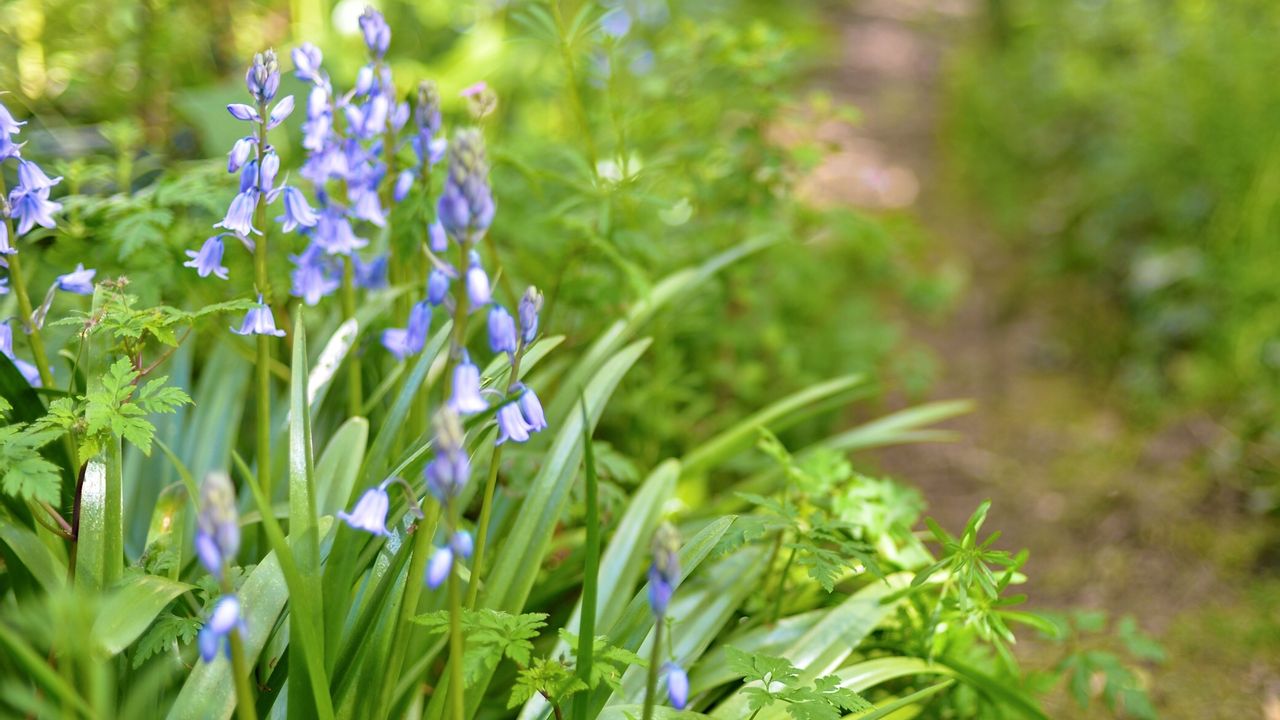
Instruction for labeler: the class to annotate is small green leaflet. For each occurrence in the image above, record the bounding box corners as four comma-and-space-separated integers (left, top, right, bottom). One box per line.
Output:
411, 609, 548, 687
132, 613, 202, 668
725, 646, 871, 720
82, 358, 191, 457
558, 630, 646, 692
0, 424, 65, 504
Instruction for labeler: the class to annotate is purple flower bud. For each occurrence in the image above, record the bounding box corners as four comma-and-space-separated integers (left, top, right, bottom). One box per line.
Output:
450, 358, 488, 415
381, 301, 432, 360
354, 65, 375, 96
466, 253, 491, 307
292, 43, 324, 83
246, 49, 281, 103
231, 295, 287, 337
390, 101, 410, 132
517, 384, 547, 433
55, 264, 96, 295
353, 254, 388, 290
216, 190, 260, 236
0, 322, 42, 387
267, 95, 295, 130
602, 8, 632, 38
227, 104, 260, 122
429, 221, 448, 253
199, 595, 244, 662
450, 530, 474, 559
394, 170, 415, 202
359, 8, 392, 57
648, 523, 681, 617
427, 268, 449, 305
496, 401, 533, 445
195, 472, 240, 577
488, 304, 518, 355
185, 235, 230, 280
426, 546, 452, 589
337, 484, 391, 536
437, 128, 495, 240
665, 663, 689, 709
278, 187, 319, 232
426, 410, 470, 500
228, 137, 256, 172
416, 81, 442, 138
259, 152, 280, 194
518, 286, 542, 344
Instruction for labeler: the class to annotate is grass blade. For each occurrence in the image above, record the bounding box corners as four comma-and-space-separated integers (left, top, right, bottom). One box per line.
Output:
572, 398, 600, 720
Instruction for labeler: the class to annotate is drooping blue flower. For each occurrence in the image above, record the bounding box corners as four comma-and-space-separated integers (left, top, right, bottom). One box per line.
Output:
427, 268, 450, 305
0, 322, 41, 387
0, 134, 21, 162
277, 187, 319, 232
17, 160, 60, 191
345, 93, 389, 140
0, 101, 25, 136
353, 253, 388, 290
425, 546, 453, 589
185, 235, 230, 280
359, 7, 392, 58
227, 137, 256, 172
488, 304, 518, 355
648, 523, 681, 617
194, 471, 240, 578
348, 184, 386, 227
665, 663, 689, 709
0, 220, 13, 255
7, 185, 61, 235
215, 189, 260, 236
425, 409, 470, 500
518, 286, 542, 344
292, 43, 324, 84
428, 221, 448, 253
449, 357, 488, 415
259, 152, 280, 194
231, 295, 287, 337
198, 595, 245, 662
517, 384, 547, 433
55, 264, 96, 295
381, 300, 432, 360
227, 103, 260, 122
451, 530, 474, 558
496, 401, 533, 445
338, 482, 391, 536
437, 128, 495, 240
289, 246, 340, 305
313, 209, 367, 256
394, 170, 415, 202
466, 253, 491, 307
246, 49, 281, 103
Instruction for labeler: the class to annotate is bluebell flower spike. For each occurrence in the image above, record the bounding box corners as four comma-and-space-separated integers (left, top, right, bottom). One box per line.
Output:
195, 471, 240, 578
648, 523, 681, 617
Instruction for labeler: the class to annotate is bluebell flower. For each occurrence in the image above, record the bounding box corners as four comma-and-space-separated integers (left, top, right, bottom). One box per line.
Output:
227, 104, 260, 122
290, 246, 340, 305
425, 546, 453, 589
227, 137, 256, 173
381, 300, 432, 360
0, 221, 13, 255
348, 185, 386, 227
488, 304, 518, 355
353, 253, 388, 290
517, 384, 547, 433
466, 252, 491, 307
337, 482, 391, 536
389, 100, 410, 133
451, 530, 474, 558
231, 295, 287, 337
277, 186, 319, 232
313, 210, 367, 255
198, 595, 245, 662
17, 160, 60, 191
195, 471, 240, 577
496, 401, 533, 445
602, 7, 632, 38
7, 185, 61, 235
267, 95, 295, 130
664, 663, 689, 709
429, 221, 448, 253
648, 523, 681, 617
345, 94, 389, 139
426, 409, 470, 500
449, 357, 488, 415
0, 101, 25, 136
416, 80, 442, 139
0, 134, 21, 162
184, 235, 230, 280
359, 7, 392, 57
55, 264, 96, 295
0, 322, 41, 387
259, 152, 280, 194
292, 43, 324, 84
394, 170, 415, 202
437, 128, 495, 240
427, 269, 450, 305
518, 286, 542, 344
246, 49, 281, 103
354, 65, 375, 97
216, 189, 260, 236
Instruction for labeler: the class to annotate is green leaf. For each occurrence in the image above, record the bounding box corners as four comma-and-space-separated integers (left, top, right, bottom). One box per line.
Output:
132, 613, 202, 668
0, 522, 67, 592
849, 679, 956, 720
91, 574, 194, 656
314, 416, 369, 516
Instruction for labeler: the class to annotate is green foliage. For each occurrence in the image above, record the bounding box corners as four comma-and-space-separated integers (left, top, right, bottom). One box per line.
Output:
0, 423, 64, 504
725, 646, 871, 720
132, 612, 202, 668
412, 609, 548, 686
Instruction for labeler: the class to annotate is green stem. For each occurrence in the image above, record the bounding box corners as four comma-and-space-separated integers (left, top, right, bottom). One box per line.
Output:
252, 103, 274, 506
223, 573, 259, 720
447, 501, 466, 720
341, 256, 361, 416
769, 544, 798, 624
572, 399, 600, 720
642, 618, 664, 720
464, 348, 521, 609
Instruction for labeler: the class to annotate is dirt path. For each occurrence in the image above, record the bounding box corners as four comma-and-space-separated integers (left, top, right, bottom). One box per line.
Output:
802, 2, 1280, 717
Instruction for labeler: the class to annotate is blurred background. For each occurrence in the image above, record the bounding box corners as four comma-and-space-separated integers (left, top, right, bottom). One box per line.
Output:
3, 0, 1279, 716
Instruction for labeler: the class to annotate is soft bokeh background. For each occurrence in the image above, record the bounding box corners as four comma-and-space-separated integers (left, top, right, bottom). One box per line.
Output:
4, 0, 1278, 716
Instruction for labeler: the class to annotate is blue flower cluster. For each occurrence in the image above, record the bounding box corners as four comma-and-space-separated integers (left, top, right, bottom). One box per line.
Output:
194, 472, 247, 663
